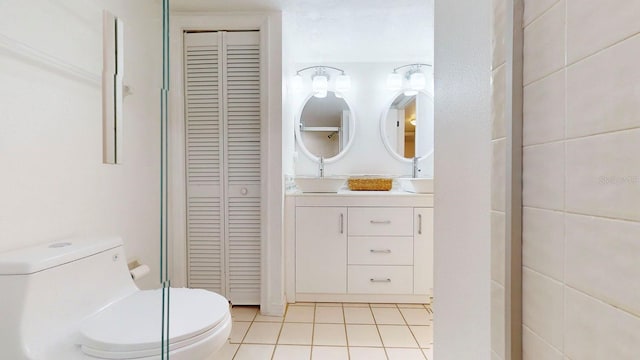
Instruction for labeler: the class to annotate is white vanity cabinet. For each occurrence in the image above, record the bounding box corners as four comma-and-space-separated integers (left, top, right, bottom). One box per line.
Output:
289, 193, 433, 303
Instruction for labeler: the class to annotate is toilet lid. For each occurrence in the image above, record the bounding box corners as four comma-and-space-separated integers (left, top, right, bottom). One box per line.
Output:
79, 288, 229, 358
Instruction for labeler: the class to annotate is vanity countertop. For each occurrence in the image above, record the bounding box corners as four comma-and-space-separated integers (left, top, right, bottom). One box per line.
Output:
286, 188, 433, 207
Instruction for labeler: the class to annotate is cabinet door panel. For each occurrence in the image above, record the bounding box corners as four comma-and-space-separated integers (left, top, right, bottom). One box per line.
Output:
414, 207, 434, 295
296, 207, 347, 293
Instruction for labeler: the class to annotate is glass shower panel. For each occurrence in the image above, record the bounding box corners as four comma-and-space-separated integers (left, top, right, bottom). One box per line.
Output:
160, 0, 171, 357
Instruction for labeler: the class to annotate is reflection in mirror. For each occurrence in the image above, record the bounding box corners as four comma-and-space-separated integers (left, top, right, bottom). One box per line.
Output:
297, 91, 354, 160
382, 91, 434, 160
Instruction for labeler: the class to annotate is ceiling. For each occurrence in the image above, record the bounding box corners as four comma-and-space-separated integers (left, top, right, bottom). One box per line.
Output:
171, 0, 433, 63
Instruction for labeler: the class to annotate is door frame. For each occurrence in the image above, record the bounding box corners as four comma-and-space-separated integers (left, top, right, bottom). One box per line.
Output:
168, 12, 284, 315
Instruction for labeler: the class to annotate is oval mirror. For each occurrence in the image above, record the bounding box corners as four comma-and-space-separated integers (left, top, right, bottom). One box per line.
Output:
380, 91, 434, 160
295, 91, 355, 161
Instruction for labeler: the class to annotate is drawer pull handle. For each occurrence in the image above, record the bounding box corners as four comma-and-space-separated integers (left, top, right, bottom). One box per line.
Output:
370, 278, 392, 283
370, 220, 391, 224
369, 249, 392, 254
340, 213, 344, 234
418, 214, 422, 235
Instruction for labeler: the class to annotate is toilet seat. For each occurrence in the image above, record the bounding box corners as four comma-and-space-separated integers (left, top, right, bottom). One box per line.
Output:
79, 288, 230, 359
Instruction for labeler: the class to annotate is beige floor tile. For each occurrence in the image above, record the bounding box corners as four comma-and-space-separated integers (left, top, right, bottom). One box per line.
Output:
399, 308, 431, 325
344, 307, 375, 324
372, 307, 406, 325
243, 322, 282, 344
386, 347, 427, 360
345, 324, 383, 347
378, 325, 419, 348
229, 321, 251, 344
215, 342, 239, 360
311, 346, 349, 360
348, 346, 387, 360
423, 347, 433, 360
278, 322, 313, 345
231, 306, 258, 321
316, 302, 342, 307
254, 313, 284, 322
315, 306, 345, 324
273, 345, 312, 360
285, 305, 315, 323
313, 323, 347, 346
342, 302, 370, 307
410, 325, 433, 348
370, 303, 397, 308
233, 344, 275, 360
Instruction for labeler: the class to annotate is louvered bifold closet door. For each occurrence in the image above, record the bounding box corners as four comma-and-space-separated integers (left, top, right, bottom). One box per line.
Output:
184, 32, 225, 295
223, 31, 261, 304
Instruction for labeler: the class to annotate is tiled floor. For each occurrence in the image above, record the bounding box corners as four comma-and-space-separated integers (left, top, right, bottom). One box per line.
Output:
219, 302, 434, 360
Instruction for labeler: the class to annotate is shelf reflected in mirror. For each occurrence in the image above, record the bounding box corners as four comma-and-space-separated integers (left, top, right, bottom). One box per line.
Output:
296, 90, 355, 161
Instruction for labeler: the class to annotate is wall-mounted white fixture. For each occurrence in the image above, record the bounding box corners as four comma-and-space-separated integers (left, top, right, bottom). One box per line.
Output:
292, 66, 351, 98
102, 10, 124, 164
386, 63, 432, 96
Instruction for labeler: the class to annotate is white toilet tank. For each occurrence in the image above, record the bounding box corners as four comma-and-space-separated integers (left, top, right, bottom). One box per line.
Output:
0, 237, 139, 359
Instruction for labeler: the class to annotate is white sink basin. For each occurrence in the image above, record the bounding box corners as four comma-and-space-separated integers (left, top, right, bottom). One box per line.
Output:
400, 178, 434, 194
295, 177, 346, 193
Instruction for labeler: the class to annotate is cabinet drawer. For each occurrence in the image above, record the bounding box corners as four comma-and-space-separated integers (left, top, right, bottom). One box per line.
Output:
348, 237, 413, 265
348, 208, 413, 236
348, 265, 413, 294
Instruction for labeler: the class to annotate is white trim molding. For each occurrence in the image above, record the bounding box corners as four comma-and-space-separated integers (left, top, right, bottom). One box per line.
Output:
168, 12, 284, 315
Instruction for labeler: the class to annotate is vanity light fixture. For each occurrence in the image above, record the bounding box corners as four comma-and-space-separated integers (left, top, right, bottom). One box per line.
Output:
292, 66, 351, 98
386, 63, 432, 95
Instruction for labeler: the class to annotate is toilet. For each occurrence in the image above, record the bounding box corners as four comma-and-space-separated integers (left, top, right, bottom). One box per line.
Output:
0, 236, 232, 360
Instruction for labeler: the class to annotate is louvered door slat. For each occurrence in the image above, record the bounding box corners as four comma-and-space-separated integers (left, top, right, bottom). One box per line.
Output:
184, 32, 225, 295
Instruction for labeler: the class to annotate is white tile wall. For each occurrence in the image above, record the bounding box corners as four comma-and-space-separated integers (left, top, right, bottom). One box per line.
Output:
522, 268, 564, 351
565, 214, 640, 316
523, 69, 565, 146
565, 129, 640, 221
566, 0, 640, 63
522, 207, 564, 281
522, 326, 563, 360
492, 138, 507, 212
492, 0, 506, 69
490, 0, 507, 357
566, 34, 640, 138
523, 0, 640, 357
523, 0, 565, 85
523, 0, 559, 27
523, 142, 565, 210
491, 211, 506, 284
564, 288, 640, 360
492, 64, 507, 140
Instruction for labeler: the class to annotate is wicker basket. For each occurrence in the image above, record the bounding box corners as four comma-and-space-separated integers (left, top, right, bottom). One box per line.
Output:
347, 177, 393, 191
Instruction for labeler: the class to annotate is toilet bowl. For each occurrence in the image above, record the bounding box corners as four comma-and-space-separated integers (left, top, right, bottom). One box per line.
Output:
79, 288, 231, 360
0, 236, 232, 360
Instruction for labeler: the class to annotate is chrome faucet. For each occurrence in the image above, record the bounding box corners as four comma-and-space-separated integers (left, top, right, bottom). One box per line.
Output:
319, 156, 325, 178
412, 156, 420, 178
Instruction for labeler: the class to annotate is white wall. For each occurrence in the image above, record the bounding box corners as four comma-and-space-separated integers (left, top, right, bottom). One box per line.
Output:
433, 0, 492, 359
522, 0, 640, 358
288, 62, 434, 178
0, 0, 162, 289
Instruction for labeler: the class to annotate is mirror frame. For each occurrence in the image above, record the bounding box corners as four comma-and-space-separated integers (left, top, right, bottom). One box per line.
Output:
379, 90, 434, 162
294, 91, 357, 164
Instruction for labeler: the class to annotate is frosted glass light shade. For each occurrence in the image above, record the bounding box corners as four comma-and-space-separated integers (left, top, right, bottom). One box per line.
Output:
290, 74, 303, 92
387, 72, 402, 90
409, 72, 426, 90
312, 75, 328, 95
335, 74, 351, 92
